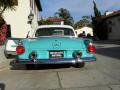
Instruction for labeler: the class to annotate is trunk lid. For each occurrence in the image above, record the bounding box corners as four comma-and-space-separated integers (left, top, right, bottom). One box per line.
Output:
25, 37, 85, 50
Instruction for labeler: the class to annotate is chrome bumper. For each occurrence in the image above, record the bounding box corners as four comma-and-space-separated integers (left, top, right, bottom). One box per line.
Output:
4, 50, 17, 55
16, 57, 96, 64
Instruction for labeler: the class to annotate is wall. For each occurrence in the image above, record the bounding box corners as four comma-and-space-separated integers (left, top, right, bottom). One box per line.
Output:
3, 0, 40, 38
29, 0, 40, 37
106, 16, 120, 40
75, 27, 93, 36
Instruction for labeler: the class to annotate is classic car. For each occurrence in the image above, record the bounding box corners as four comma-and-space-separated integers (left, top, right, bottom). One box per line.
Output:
13, 25, 96, 68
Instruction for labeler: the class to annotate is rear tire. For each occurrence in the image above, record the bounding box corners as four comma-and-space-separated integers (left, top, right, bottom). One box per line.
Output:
75, 62, 85, 68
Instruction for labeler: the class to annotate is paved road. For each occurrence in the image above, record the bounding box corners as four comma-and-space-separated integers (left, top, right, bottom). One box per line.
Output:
0, 45, 11, 69
0, 41, 120, 90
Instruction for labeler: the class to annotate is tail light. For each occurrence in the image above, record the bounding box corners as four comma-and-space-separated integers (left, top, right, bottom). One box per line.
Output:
87, 43, 95, 53
16, 46, 25, 54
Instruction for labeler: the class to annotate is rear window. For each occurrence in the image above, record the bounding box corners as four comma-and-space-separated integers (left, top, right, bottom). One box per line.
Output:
35, 27, 74, 37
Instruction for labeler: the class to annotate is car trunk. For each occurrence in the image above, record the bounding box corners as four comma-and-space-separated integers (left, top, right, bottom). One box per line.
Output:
27, 37, 85, 51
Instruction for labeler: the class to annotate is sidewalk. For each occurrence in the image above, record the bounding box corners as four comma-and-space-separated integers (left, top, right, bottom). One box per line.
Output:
0, 45, 10, 69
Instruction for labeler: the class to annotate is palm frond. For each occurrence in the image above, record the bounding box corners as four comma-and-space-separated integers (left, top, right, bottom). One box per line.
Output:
0, 0, 16, 15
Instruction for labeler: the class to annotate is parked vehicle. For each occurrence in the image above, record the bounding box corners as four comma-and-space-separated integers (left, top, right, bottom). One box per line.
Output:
4, 38, 20, 58
5, 25, 96, 68
4, 31, 29, 59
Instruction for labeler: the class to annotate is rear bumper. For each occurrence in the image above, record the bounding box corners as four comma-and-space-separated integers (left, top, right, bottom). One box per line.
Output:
4, 50, 17, 55
15, 57, 96, 64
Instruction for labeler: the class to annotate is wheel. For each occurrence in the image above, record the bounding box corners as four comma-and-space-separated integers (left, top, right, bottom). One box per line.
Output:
25, 64, 35, 69
75, 62, 85, 68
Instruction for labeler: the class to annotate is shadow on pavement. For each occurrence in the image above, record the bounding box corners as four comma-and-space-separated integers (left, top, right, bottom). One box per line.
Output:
10, 60, 72, 70
96, 46, 120, 60
94, 40, 120, 45
0, 83, 5, 90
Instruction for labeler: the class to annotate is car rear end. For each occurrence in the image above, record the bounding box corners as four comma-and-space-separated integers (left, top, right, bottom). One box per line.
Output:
15, 37, 96, 68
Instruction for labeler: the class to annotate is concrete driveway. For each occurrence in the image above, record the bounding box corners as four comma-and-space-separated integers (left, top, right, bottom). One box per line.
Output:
0, 41, 120, 90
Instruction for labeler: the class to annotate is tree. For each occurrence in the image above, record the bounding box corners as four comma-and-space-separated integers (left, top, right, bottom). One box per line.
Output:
0, 0, 16, 44
74, 16, 92, 29
93, 0, 102, 22
0, 0, 17, 26
0, 0, 17, 15
38, 19, 54, 25
92, 0, 108, 40
55, 8, 74, 26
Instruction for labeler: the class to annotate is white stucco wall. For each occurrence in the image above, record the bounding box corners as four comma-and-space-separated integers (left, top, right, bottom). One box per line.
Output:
3, 0, 39, 38
75, 27, 93, 36
29, 0, 40, 37
106, 16, 120, 40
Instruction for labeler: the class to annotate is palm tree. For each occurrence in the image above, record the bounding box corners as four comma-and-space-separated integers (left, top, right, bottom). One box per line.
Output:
55, 8, 74, 26
0, 0, 17, 15
0, 0, 17, 26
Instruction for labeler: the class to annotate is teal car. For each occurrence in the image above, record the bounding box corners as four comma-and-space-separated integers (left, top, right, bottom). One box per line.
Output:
15, 25, 96, 68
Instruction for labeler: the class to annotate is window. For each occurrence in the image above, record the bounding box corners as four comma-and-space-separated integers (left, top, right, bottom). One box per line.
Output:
33, 1, 37, 15
107, 20, 115, 26
35, 27, 74, 37
108, 27, 112, 33
30, 0, 33, 10
7, 25, 11, 38
108, 20, 112, 25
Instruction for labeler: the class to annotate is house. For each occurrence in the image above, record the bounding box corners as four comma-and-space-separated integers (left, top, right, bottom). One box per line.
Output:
3, 0, 42, 38
47, 17, 64, 25
75, 26, 93, 37
102, 10, 120, 40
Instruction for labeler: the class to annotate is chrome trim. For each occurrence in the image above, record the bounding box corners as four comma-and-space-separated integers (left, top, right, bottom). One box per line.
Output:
15, 57, 96, 64
4, 50, 17, 55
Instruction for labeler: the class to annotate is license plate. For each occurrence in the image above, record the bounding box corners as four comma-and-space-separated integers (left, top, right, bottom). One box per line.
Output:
49, 51, 64, 59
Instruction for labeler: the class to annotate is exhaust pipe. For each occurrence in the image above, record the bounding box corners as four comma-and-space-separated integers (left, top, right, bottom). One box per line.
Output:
29, 51, 37, 62
73, 51, 82, 63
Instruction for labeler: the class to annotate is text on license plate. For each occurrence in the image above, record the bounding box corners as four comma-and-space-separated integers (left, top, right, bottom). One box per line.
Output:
49, 51, 64, 59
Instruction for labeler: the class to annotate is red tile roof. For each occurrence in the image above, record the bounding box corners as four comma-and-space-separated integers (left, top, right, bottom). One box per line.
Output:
102, 10, 120, 19
47, 18, 64, 22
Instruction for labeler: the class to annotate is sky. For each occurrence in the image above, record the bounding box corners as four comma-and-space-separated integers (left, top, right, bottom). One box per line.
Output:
40, 0, 120, 22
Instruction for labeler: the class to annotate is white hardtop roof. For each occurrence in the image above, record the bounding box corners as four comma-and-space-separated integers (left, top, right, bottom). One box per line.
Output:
37, 25, 74, 30
32, 25, 77, 38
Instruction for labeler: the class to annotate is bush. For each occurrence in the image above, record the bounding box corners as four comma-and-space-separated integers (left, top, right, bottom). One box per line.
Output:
0, 16, 5, 27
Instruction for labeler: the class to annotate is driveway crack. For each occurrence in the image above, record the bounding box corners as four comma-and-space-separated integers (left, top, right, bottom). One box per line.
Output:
56, 72, 62, 89
108, 85, 113, 90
